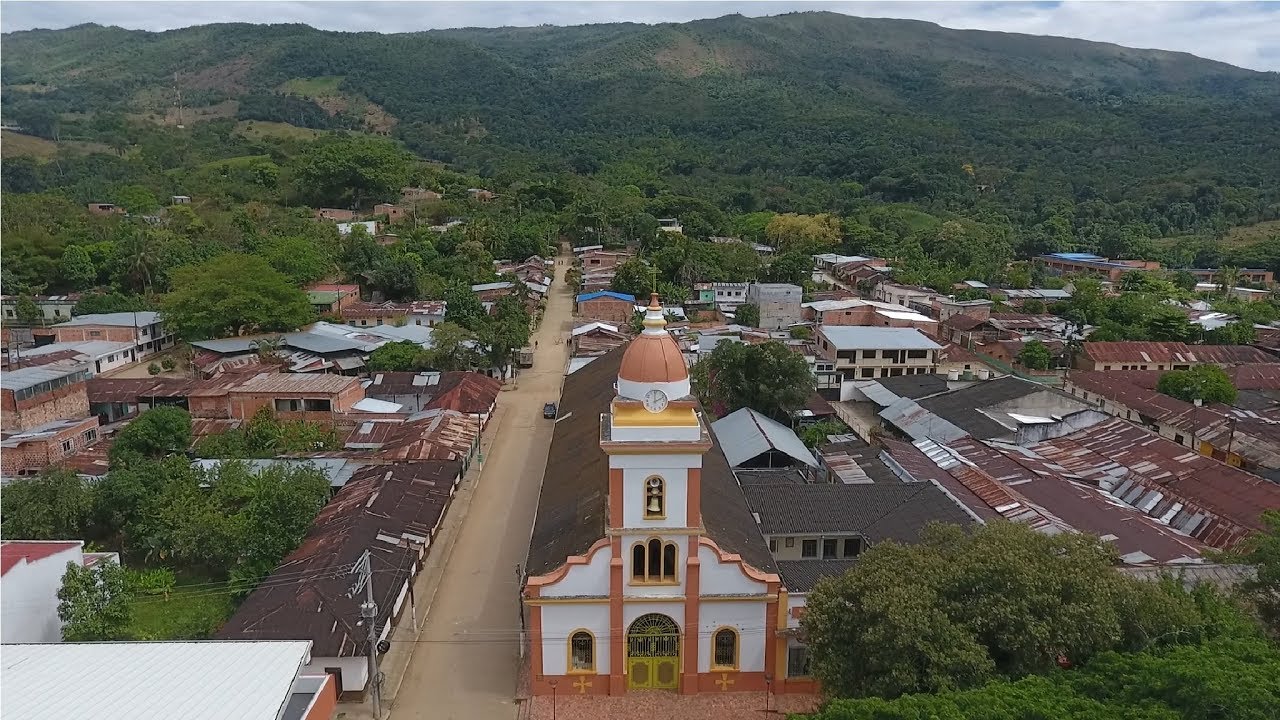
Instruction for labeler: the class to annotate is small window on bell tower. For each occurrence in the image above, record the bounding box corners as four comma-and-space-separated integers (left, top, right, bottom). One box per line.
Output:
644, 476, 665, 519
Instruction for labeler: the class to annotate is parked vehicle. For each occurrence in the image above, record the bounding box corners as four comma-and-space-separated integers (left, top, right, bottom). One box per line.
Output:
543, 402, 557, 419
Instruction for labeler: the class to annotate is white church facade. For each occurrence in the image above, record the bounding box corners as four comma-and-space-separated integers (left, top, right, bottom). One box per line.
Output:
523, 297, 816, 696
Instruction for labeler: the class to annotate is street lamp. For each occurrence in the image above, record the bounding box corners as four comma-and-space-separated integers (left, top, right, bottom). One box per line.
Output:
548, 678, 558, 720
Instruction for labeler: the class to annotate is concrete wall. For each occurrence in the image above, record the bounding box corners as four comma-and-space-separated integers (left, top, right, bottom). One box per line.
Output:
307, 655, 368, 695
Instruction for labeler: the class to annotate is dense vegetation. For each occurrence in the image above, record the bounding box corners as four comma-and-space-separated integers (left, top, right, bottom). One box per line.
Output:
3, 14, 1279, 303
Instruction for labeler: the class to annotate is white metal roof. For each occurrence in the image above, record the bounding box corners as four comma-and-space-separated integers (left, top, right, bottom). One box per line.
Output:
353, 397, 404, 413
17, 340, 133, 358
876, 309, 936, 322
59, 311, 161, 327
712, 407, 818, 468
818, 326, 942, 350
572, 321, 620, 336
0, 641, 312, 720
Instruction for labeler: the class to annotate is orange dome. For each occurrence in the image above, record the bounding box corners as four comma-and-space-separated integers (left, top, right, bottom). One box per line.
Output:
619, 332, 689, 383
619, 293, 689, 384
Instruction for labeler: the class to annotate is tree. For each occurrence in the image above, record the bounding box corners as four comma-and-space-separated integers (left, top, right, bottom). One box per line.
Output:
367, 340, 425, 371
801, 638, 1280, 719
1204, 320, 1256, 345
444, 284, 488, 332
762, 251, 813, 285
292, 135, 413, 207
1157, 365, 1237, 405
735, 303, 760, 328
109, 406, 193, 466
59, 245, 98, 290
691, 341, 814, 421
802, 522, 1231, 699
1021, 298, 1046, 314
1240, 510, 1280, 640
372, 252, 425, 301
14, 294, 42, 325
73, 291, 149, 315
259, 235, 334, 285
0, 468, 96, 540
1017, 340, 1052, 370
610, 258, 655, 299
57, 560, 133, 641
161, 254, 315, 339
1217, 266, 1242, 295
420, 321, 479, 370
798, 419, 848, 447
765, 213, 840, 254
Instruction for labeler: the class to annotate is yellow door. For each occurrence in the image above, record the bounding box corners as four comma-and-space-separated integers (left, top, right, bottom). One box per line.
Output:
627, 614, 680, 690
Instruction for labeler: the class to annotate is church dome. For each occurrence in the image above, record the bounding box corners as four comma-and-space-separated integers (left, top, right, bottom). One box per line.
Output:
617, 294, 690, 400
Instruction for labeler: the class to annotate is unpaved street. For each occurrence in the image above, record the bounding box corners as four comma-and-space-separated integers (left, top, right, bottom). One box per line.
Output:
389, 248, 575, 720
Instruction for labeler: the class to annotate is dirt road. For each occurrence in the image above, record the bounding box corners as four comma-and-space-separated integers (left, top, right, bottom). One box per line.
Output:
389, 250, 575, 720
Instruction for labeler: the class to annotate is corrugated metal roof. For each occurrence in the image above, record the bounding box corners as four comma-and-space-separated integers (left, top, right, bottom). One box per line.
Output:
712, 408, 818, 468
818, 326, 941, 350
0, 641, 312, 720
0, 364, 88, 391
58, 311, 161, 327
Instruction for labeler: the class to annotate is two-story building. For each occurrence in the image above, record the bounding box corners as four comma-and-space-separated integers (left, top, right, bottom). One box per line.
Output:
0, 295, 79, 326
51, 312, 173, 359
745, 283, 803, 330
1186, 268, 1274, 287
815, 326, 942, 382
306, 284, 362, 316
1035, 252, 1160, 282
1, 416, 101, 477
577, 291, 637, 326
801, 299, 937, 336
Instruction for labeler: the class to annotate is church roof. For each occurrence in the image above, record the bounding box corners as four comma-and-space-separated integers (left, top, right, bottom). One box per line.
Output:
618, 294, 688, 386
525, 345, 776, 577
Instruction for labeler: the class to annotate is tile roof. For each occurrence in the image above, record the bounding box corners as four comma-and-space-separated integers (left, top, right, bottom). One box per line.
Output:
218, 460, 463, 656
0, 641, 314, 720
741, 481, 978, 539
1, 541, 82, 575
525, 345, 776, 577
776, 560, 861, 592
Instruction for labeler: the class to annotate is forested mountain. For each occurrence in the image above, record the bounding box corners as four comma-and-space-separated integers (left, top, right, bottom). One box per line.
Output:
3, 12, 1279, 290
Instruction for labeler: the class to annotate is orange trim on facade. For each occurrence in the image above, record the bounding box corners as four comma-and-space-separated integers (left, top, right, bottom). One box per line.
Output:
763, 579, 779, 690
697, 537, 782, 584
525, 537, 611, 590
608, 468, 623, 528
686, 467, 701, 528
682, 529, 701, 695
608, 535, 625, 695
529, 602, 544, 686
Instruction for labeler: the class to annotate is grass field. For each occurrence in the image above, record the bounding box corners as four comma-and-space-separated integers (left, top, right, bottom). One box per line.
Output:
1161, 219, 1280, 249
234, 120, 325, 141
2, 130, 59, 159
127, 574, 237, 640
280, 75, 345, 96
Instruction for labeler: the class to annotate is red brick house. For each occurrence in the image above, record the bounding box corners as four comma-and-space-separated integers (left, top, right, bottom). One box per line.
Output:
315, 208, 356, 222
576, 291, 637, 326
1, 365, 91, 432
1, 416, 101, 477
373, 203, 407, 223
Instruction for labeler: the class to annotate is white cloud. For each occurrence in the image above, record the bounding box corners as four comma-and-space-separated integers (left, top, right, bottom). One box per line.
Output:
1, 1, 1277, 70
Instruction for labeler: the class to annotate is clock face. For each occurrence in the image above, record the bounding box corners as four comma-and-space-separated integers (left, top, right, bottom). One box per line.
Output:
643, 389, 669, 413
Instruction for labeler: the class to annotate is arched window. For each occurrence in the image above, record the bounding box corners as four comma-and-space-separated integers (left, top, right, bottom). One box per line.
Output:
631, 538, 679, 584
712, 627, 738, 670
569, 630, 595, 673
644, 476, 665, 519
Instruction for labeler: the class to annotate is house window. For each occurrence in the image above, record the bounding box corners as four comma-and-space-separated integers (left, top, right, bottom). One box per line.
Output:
90, 331, 101, 337
784, 537, 795, 548
822, 539, 838, 559
843, 538, 862, 557
631, 538, 678, 583
801, 539, 818, 558
907, 350, 927, 359
862, 350, 875, 359
61, 440, 74, 452
4, 310, 12, 317
1175, 434, 1185, 445
303, 398, 332, 412
712, 628, 738, 670
569, 630, 595, 673
768, 538, 778, 552
643, 476, 665, 519
787, 645, 811, 678
54, 309, 62, 317
274, 398, 302, 412
860, 368, 875, 378
82, 429, 97, 443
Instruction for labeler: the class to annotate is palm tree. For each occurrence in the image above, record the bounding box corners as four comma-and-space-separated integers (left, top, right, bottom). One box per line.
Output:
1217, 266, 1241, 298
118, 229, 160, 295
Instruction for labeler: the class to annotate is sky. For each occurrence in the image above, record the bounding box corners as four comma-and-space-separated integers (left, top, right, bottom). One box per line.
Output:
2, 1, 1278, 72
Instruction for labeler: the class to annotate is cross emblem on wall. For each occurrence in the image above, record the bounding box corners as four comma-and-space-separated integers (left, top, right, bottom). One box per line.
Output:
715, 673, 735, 691
573, 676, 593, 694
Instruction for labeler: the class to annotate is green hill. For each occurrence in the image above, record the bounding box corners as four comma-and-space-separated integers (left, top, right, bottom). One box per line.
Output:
3, 13, 1278, 238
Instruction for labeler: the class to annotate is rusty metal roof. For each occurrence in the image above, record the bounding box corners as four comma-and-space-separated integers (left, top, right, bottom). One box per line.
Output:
1082, 342, 1276, 365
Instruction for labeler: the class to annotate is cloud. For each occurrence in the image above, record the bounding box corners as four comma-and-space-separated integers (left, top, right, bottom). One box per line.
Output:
2, 0, 1277, 70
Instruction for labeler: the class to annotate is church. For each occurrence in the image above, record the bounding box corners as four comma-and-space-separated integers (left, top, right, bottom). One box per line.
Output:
522, 296, 814, 696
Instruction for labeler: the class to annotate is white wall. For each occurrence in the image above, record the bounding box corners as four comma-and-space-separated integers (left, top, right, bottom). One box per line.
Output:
611, 453, 700, 529
0, 544, 84, 643
698, 544, 769, 596
541, 545, 610, 598
307, 656, 368, 693
697, 602, 769, 673
540, 603, 611, 676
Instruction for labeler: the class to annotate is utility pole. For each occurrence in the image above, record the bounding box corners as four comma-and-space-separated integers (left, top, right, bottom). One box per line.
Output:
347, 550, 382, 720
173, 72, 184, 128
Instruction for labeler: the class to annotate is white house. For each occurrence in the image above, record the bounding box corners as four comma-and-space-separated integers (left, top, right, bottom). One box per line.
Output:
337, 220, 379, 237
1, 540, 119, 643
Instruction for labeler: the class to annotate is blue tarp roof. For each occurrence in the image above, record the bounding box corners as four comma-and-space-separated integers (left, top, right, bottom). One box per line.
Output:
576, 291, 636, 303
1046, 252, 1104, 260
